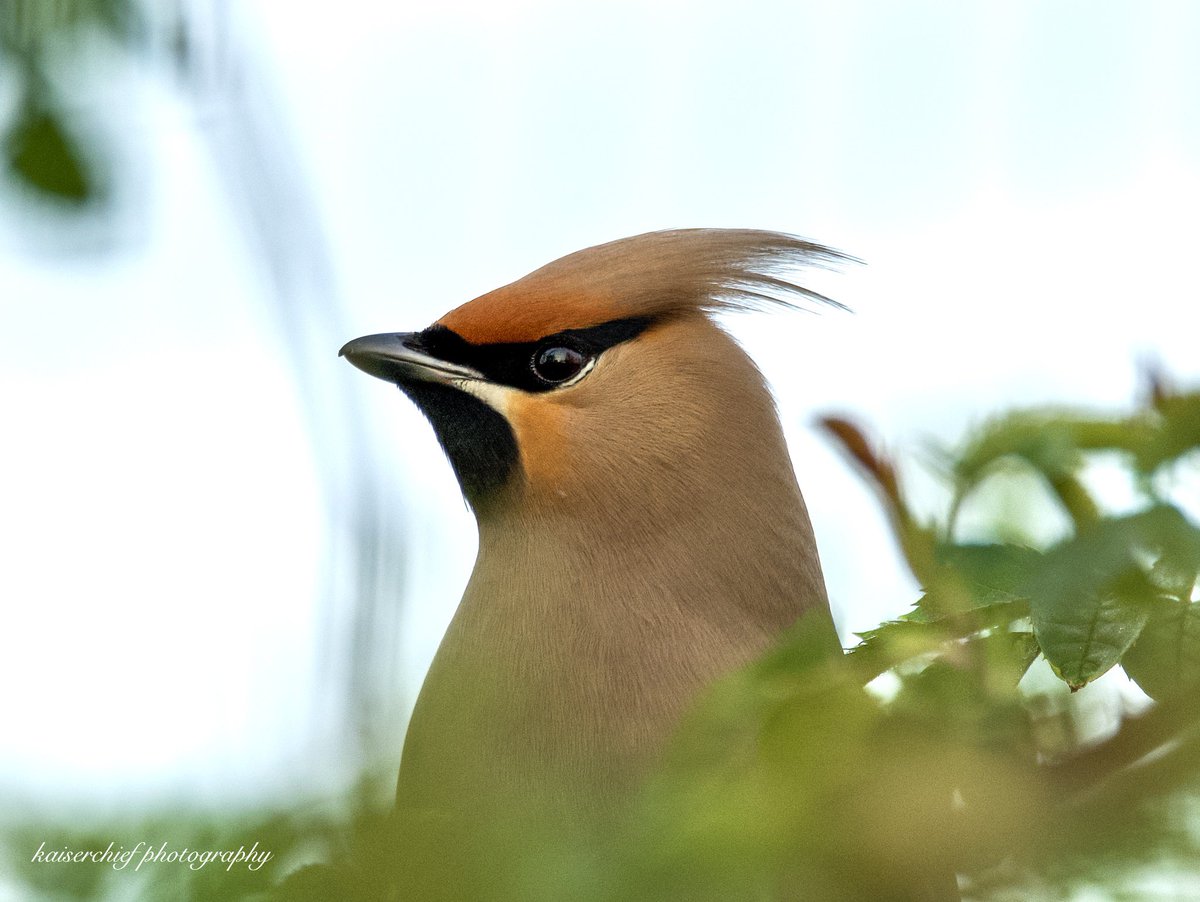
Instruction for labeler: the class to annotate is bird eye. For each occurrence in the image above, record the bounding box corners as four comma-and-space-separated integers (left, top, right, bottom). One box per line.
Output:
532, 345, 590, 384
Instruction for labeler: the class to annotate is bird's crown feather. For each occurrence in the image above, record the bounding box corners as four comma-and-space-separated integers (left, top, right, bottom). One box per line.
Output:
438, 228, 855, 344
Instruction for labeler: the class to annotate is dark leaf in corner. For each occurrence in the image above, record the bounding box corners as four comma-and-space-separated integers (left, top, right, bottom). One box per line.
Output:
4, 102, 95, 204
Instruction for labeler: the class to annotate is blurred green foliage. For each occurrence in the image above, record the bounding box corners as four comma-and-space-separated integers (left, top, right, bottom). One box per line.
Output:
6, 377, 1199, 900
0, 0, 146, 207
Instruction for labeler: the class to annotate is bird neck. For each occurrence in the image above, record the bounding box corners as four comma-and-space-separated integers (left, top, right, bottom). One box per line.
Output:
477, 423, 827, 634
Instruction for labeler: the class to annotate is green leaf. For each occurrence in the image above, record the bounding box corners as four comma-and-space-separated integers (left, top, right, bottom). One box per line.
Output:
1028, 506, 1200, 689
1033, 585, 1149, 690
918, 542, 1041, 619
1122, 599, 1200, 701
847, 618, 951, 682
4, 97, 94, 203
933, 542, 1042, 604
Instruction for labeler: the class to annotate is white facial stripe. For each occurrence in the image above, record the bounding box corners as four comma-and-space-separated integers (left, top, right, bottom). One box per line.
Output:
454, 378, 514, 417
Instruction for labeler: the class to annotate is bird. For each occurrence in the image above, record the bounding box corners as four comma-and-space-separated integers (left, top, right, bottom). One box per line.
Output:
339, 228, 849, 896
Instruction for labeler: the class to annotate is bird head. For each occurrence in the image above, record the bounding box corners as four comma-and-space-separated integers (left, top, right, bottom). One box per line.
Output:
340, 229, 851, 524
341, 229, 852, 836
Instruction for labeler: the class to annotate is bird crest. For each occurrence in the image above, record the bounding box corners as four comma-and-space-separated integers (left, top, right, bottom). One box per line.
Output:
438, 228, 855, 344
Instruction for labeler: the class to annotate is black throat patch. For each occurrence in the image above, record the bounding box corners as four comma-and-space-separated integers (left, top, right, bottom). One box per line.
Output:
398, 316, 654, 507
397, 380, 519, 508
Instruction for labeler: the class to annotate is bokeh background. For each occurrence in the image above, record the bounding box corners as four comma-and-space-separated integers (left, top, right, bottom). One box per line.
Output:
2, 0, 1199, 894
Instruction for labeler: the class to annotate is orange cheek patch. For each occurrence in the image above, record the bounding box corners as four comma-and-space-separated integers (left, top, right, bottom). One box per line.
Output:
506, 393, 572, 492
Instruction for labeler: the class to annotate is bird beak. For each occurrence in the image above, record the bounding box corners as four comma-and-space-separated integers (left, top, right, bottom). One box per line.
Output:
339, 332, 485, 386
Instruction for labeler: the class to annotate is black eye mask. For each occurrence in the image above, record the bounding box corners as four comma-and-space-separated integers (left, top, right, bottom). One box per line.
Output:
408, 316, 654, 393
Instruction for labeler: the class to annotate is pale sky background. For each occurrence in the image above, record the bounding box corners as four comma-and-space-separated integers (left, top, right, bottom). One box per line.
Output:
2, 0, 1199, 815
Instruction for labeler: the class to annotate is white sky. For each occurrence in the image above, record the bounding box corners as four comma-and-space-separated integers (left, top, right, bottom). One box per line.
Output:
1, 0, 1199, 810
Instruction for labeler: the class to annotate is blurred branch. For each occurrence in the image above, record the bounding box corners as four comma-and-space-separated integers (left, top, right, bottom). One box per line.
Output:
1044, 696, 1200, 800
167, 0, 411, 752
0, 0, 412, 754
